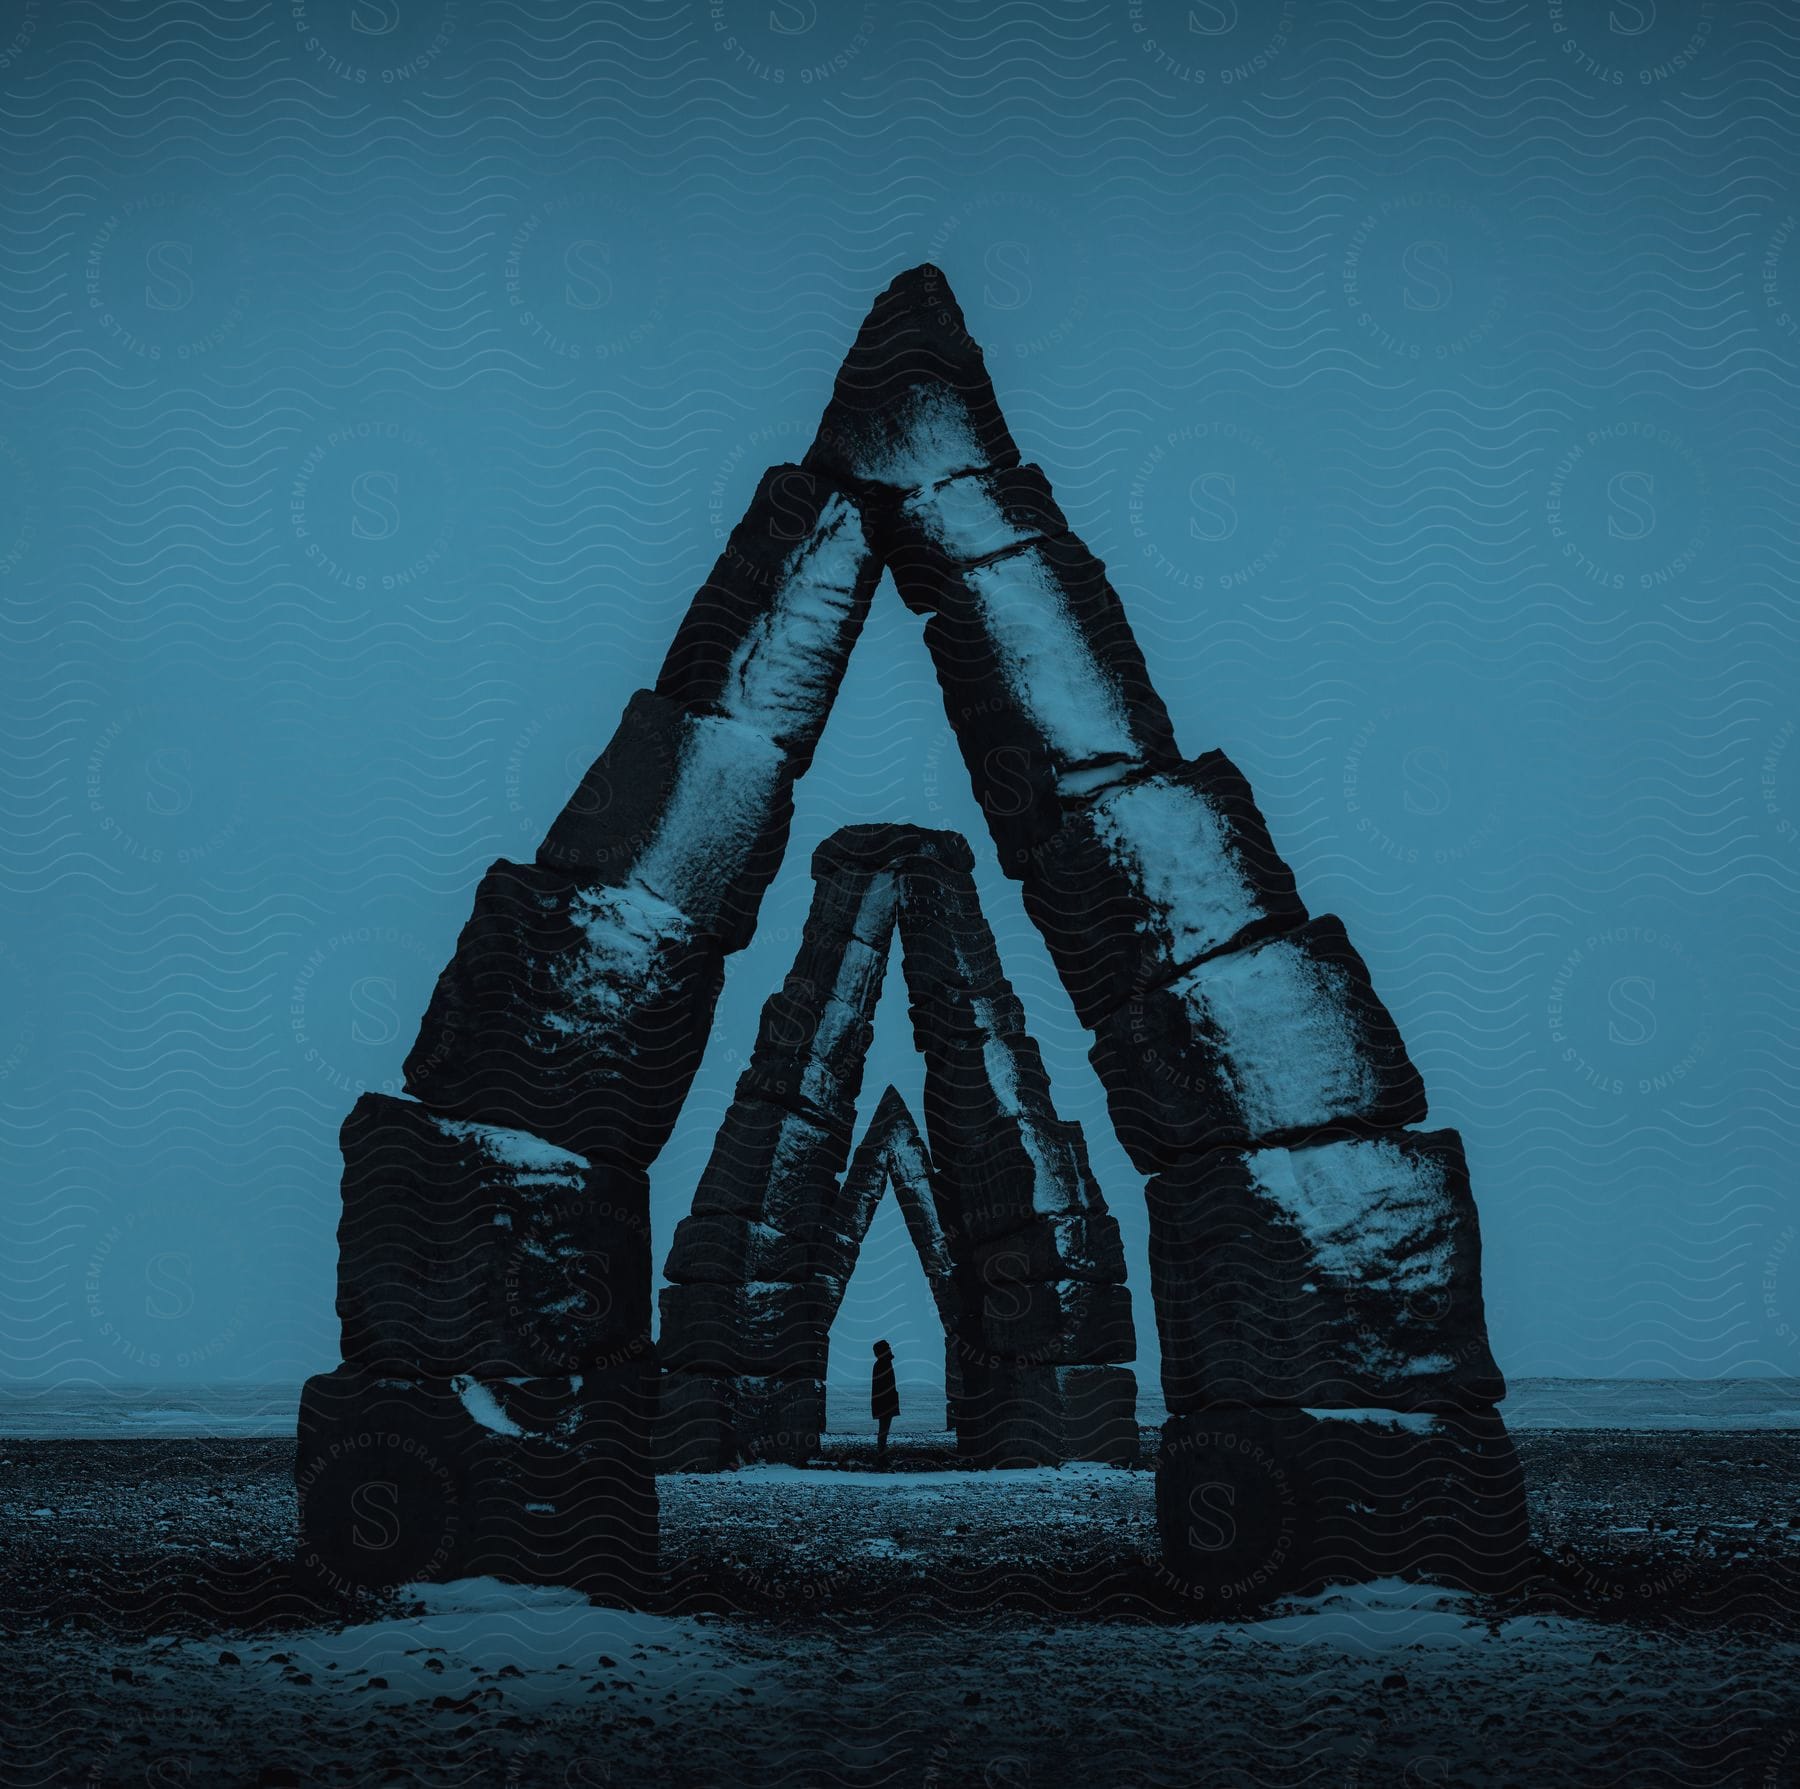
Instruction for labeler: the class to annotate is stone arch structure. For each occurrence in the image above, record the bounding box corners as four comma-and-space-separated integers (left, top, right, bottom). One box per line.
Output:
656, 824, 1136, 1471
298, 265, 1526, 1607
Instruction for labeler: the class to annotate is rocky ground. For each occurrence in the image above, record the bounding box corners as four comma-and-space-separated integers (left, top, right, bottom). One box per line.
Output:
1, 1430, 1797, 1786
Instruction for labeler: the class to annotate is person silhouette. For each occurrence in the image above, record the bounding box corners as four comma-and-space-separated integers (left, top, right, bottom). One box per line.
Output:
871, 1339, 898, 1463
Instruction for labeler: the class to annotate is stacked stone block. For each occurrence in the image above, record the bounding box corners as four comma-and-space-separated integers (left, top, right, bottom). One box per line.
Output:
808, 265, 1524, 1593
298, 467, 883, 1598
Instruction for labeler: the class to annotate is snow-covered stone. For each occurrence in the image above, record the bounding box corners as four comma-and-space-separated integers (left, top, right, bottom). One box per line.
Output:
538, 691, 793, 954
975, 1278, 1135, 1367
1147, 1128, 1502, 1411
654, 466, 880, 771
336, 1093, 651, 1377
890, 464, 1066, 571
1020, 753, 1308, 1026
1156, 1405, 1528, 1602
803, 265, 1022, 497
1090, 915, 1428, 1171
905, 538, 1179, 868
296, 1365, 659, 1602
656, 1280, 840, 1379
936, 1114, 1104, 1246
403, 858, 724, 1166
968, 1212, 1127, 1287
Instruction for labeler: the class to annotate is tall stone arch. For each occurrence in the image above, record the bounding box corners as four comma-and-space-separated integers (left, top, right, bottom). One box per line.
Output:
298, 265, 1524, 1606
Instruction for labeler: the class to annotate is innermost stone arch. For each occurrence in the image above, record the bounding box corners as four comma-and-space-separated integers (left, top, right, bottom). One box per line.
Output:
656, 823, 1138, 1471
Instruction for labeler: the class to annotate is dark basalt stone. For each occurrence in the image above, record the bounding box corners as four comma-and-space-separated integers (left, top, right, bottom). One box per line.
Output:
1147, 1128, 1504, 1412
910, 529, 1182, 869
653, 466, 881, 773
336, 1093, 651, 1378
656, 1280, 840, 1379
932, 1114, 1105, 1247
684, 1096, 850, 1235
968, 1211, 1128, 1287
955, 1363, 1138, 1467
1089, 914, 1429, 1172
654, 1372, 824, 1471
803, 264, 1022, 502
402, 858, 724, 1168
295, 1365, 659, 1603
974, 1278, 1136, 1367
535, 689, 794, 951
887, 464, 1069, 581
662, 1212, 858, 1288
1020, 752, 1308, 1026
810, 821, 973, 882
1156, 1406, 1530, 1604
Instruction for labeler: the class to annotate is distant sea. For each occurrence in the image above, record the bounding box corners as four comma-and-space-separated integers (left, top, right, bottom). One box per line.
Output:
2, 1379, 1798, 1441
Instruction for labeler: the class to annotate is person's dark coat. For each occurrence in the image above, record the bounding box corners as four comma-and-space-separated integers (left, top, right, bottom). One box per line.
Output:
871, 1349, 899, 1420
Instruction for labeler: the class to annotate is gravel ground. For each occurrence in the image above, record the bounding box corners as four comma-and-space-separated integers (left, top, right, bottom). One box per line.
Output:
2, 1431, 1797, 1786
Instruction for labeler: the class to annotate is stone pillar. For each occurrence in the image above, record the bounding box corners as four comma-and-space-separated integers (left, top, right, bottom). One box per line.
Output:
809, 265, 1522, 1594
895, 841, 1137, 1468
657, 831, 902, 1467
299, 466, 882, 1600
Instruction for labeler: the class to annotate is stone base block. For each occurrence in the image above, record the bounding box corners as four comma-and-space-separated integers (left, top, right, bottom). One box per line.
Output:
402, 859, 724, 1166
336, 1093, 652, 1377
1155, 1406, 1529, 1607
653, 1372, 824, 1471
295, 1366, 659, 1604
1148, 1129, 1504, 1411
656, 1280, 837, 1378
1091, 915, 1428, 1172
1020, 754, 1307, 1027
956, 1364, 1138, 1467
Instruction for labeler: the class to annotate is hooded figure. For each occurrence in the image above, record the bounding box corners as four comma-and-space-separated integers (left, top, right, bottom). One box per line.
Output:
871, 1340, 899, 1462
